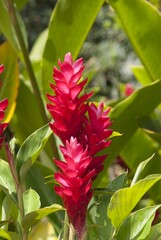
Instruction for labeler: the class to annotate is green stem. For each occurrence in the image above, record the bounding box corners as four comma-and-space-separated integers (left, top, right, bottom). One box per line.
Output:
17, 186, 28, 240
5, 143, 28, 240
63, 211, 69, 240
6, 0, 59, 159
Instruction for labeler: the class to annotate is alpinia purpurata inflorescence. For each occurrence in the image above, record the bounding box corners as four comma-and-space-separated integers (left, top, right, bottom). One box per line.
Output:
0, 65, 8, 148
47, 53, 112, 239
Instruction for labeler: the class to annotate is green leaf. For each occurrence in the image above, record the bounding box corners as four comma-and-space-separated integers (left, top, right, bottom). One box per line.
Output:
0, 220, 10, 227
89, 173, 128, 239
28, 218, 57, 240
149, 0, 160, 8
107, 174, 161, 228
0, 41, 19, 122
120, 129, 161, 205
16, 124, 52, 180
9, 138, 17, 156
0, 229, 20, 240
131, 154, 154, 186
96, 79, 161, 187
0, 160, 16, 200
120, 128, 158, 171
109, 0, 161, 81
22, 204, 64, 230
146, 222, 161, 240
0, 1, 19, 53
94, 172, 128, 195
2, 196, 18, 230
44, 175, 57, 185
26, 163, 63, 233
42, 0, 104, 94
107, 172, 128, 191
30, 29, 48, 61
137, 115, 161, 144
0, 1, 27, 56
115, 205, 161, 240
23, 189, 41, 215
10, 80, 44, 144
94, 195, 114, 240
144, 129, 161, 144
131, 65, 152, 86
87, 214, 100, 240
13, 0, 29, 10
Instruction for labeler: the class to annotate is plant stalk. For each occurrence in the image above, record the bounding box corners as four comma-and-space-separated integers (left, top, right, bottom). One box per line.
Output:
17, 186, 28, 240
63, 211, 69, 240
5, 143, 28, 240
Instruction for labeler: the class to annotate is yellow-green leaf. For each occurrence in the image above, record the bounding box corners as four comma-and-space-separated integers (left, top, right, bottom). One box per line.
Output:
22, 204, 64, 230
108, 174, 161, 228
23, 189, 41, 215
0, 42, 19, 122
109, 0, 161, 81
115, 205, 161, 240
0, 229, 20, 240
28, 218, 58, 240
42, 0, 104, 94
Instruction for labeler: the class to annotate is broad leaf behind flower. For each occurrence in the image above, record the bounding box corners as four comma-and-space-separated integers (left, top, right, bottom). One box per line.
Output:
16, 124, 52, 180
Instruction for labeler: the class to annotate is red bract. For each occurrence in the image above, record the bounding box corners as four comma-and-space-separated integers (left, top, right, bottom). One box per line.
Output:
124, 83, 134, 96
54, 137, 94, 238
47, 53, 93, 144
47, 53, 113, 238
81, 102, 113, 180
0, 65, 4, 74
0, 65, 8, 148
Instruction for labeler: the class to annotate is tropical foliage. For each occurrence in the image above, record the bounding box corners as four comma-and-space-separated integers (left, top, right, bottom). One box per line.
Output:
0, 0, 161, 239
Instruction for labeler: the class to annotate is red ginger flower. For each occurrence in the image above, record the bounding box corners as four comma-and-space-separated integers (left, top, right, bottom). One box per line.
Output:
124, 83, 134, 96
54, 137, 94, 238
47, 53, 92, 144
0, 65, 8, 148
47, 53, 112, 238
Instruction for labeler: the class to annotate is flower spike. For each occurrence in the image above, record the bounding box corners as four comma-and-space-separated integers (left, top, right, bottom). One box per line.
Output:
46, 53, 113, 238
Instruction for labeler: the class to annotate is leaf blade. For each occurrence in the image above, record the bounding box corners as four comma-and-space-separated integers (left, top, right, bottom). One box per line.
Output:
23, 189, 41, 215
116, 205, 161, 240
109, 0, 161, 81
108, 174, 161, 228
42, 0, 104, 94
16, 124, 52, 179
22, 204, 64, 230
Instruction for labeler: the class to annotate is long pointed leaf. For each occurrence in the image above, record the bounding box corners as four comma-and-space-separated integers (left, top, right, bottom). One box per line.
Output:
131, 154, 154, 186
42, 0, 104, 94
109, 0, 161, 81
